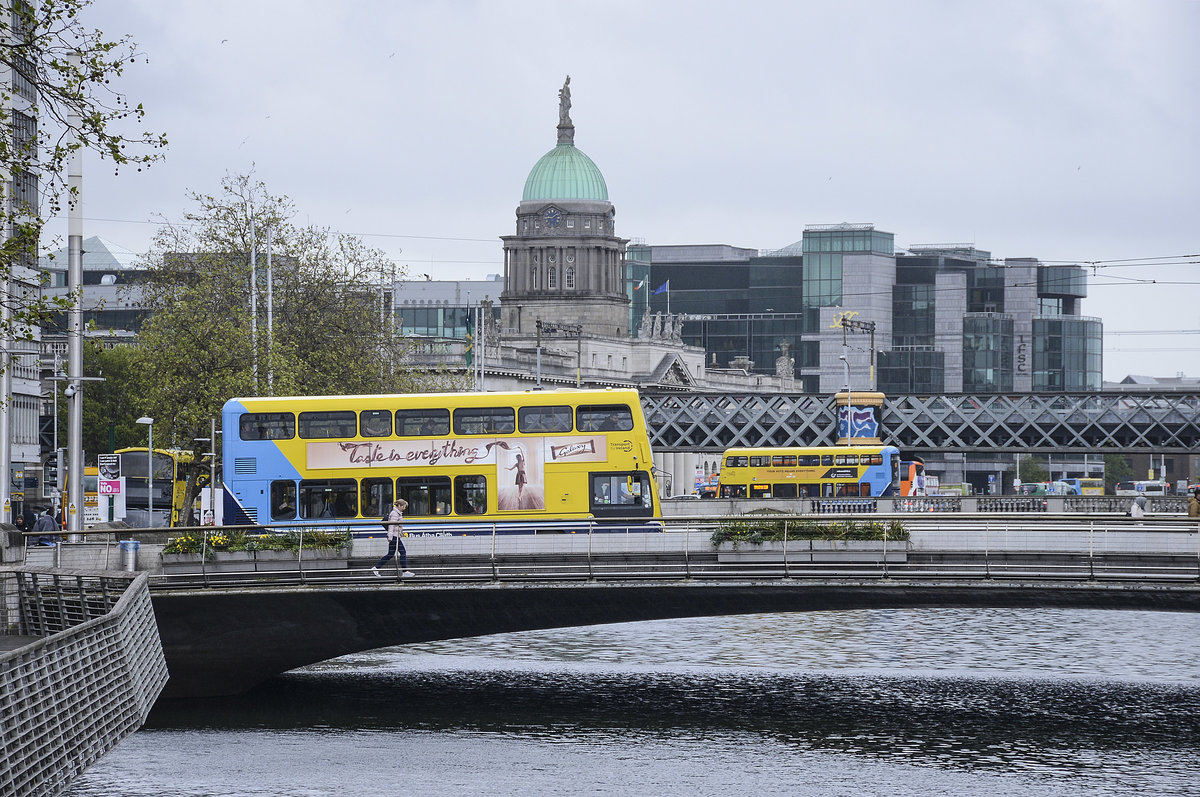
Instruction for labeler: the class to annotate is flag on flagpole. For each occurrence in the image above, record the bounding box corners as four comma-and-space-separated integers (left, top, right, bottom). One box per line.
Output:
652, 280, 669, 295
633, 280, 644, 290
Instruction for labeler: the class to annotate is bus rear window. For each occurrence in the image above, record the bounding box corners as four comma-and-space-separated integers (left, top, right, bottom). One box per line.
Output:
240, 412, 295, 440
299, 411, 358, 439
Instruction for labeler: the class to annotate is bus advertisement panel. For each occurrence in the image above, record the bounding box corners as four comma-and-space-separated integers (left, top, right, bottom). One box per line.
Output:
221, 388, 661, 534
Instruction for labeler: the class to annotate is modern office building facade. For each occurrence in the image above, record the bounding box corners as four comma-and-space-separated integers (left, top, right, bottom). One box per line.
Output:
638, 226, 1102, 396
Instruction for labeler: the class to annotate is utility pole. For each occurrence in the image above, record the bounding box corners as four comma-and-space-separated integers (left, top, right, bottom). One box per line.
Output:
839, 316, 876, 445
65, 69, 84, 533
535, 318, 543, 389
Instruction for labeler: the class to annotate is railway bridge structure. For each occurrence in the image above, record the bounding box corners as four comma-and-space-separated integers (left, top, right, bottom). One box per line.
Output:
640, 390, 1200, 454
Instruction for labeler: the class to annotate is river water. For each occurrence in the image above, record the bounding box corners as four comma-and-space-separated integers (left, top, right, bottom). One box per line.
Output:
68, 607, 1200, 796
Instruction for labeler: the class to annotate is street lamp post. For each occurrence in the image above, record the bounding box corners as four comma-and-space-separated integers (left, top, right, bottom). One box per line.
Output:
136, 417, 153, 528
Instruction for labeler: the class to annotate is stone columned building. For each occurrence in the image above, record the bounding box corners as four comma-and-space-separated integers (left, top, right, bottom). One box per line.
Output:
500, 76, 628, 338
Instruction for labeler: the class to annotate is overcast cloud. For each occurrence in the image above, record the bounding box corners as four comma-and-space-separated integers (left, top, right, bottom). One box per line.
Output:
45, 0, 1200, 383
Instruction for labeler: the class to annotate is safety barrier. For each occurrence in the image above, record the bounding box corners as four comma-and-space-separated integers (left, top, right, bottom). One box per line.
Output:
0, 568, 168, 797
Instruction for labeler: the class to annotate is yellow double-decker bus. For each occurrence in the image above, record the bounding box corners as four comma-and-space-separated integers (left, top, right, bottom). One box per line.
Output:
117, 447, 201, 527
220, 388, 661, 534
717, 444, 901, 499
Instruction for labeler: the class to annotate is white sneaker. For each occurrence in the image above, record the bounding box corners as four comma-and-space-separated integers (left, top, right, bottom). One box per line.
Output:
401, 570, 415, 578
371, 567, 381, 577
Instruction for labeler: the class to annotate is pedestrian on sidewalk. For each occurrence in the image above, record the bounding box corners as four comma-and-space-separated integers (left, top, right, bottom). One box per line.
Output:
372, 499, 413, 578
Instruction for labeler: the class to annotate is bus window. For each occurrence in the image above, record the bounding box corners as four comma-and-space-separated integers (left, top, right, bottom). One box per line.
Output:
454, 475, 487, 514
396, 408, 450, 437
835, 454, 859, 466
720, 484, 747, 498
749, 455, 770, 467
798, 455, 820, 466
578, 404, 633, 432
518, 405, 573, 433
299, 411, 358, 439
798, 483, 818, 497
240, 412, 295, 440
772, 455, 797, 467
453, 407, 516, 435
299, 479, 358, 519
821, 455, 834, 466
750, 484, 772, 499
360, 477, 394, 518
773, 483, 798, 498
590, 472, 652, 516
725, 455, 748, 468
397, 476, 452, 516
271, 481, 297, 521
360, 410, 393, 438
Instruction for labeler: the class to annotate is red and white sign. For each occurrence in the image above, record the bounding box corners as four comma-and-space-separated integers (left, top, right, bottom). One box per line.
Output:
99, 479, 122, 495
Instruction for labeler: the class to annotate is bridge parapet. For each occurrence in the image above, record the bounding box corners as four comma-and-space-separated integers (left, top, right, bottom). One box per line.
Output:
0, 568, 168, 797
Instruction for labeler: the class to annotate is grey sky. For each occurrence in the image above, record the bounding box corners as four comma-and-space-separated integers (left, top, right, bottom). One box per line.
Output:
47, 0, 1199, 383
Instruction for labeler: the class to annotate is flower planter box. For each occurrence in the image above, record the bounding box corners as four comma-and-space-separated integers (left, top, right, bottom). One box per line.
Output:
161, 548, 350, 574
715, 539, 907, 564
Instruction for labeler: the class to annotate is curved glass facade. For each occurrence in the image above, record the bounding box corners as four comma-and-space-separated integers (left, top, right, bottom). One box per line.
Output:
1032, 316, 1102, 391
1038, 266, 1087, 298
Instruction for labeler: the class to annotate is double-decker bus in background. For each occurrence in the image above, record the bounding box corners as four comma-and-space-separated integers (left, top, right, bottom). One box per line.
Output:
1059, 477, 1105, 496
716, 445, 901, 499
117, 447, 203, 527
900, 457, 926, 497
221, 388, 661, 534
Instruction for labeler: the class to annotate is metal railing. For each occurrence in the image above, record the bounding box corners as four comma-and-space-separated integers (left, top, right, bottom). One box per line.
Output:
21, 515, 1200, 591
0, 568, 168, 797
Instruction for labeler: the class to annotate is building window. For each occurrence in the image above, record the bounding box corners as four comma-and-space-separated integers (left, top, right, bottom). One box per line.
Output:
549, 267, 557, 289
565, 265, 575, 289
530, 267, 537, 288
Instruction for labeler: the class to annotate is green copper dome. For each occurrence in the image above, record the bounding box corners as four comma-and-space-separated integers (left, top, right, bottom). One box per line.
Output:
522, 143, 609, 201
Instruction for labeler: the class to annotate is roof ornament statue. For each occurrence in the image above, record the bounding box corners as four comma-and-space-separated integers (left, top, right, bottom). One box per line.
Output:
557, 75, 574, 144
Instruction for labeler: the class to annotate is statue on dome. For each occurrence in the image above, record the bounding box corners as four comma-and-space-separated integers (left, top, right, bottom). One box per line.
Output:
558, 76, 572, 126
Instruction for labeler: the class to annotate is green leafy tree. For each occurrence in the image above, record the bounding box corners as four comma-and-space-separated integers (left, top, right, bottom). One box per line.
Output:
1103, 453, 1134, 495
131, 173, 466, 520
78, 340, 145, 458
1, 0, 165, 342
1017, 455, 1048, 484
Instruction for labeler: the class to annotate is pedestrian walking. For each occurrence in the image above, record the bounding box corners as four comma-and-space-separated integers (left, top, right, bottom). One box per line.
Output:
1188, 489, 1199, 518
1129, 493, 1147, 519
372, 499, 413, 578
